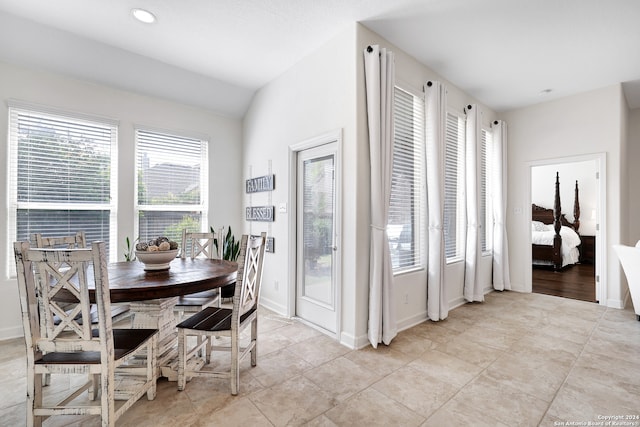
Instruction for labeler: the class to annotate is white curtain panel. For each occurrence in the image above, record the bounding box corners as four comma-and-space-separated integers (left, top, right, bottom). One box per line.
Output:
491, 120, 512, 291
464, 104, 484, 302
363, 45, 397, 347
424, 81, 448, 321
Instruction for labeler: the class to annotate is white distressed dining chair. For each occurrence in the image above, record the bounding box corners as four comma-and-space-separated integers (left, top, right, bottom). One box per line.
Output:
14, 241, 158, 427
31, 232, 130, 391
174, 229, 224, 320
176, 232, 266, 395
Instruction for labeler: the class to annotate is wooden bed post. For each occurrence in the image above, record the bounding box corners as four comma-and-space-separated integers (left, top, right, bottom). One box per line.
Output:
573, 180, 580, 233
553, 172, 562, 270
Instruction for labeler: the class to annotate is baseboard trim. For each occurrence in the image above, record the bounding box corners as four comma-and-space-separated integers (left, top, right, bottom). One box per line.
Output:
259, 296, 287, 316
397, 310, 428, 332
340, 331, 369, 350
606, 298, 625, 309
0, 325, 23, 341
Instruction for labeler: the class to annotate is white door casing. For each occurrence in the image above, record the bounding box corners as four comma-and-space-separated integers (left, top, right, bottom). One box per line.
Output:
288, 130, 342, 336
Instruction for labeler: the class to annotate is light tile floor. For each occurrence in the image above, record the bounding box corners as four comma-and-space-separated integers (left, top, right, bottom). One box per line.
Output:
1, 291, 639, 426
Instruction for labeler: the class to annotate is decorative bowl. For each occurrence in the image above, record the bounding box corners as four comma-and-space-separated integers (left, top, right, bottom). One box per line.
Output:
135, 249, 179, 271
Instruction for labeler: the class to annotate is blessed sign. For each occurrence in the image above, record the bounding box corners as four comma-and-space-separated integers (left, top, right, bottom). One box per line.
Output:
245, 206, 275, 222
246, 174, 275, 193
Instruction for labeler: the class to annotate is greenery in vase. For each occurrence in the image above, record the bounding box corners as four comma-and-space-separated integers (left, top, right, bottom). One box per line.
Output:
212, 226, 240, 261
123, 236, 137, 261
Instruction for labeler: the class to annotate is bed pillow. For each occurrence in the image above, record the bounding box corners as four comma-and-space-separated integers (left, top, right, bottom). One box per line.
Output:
531, 221, 548, 232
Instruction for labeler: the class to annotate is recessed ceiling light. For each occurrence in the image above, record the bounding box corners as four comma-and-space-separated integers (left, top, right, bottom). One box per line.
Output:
132, 8, 156, 24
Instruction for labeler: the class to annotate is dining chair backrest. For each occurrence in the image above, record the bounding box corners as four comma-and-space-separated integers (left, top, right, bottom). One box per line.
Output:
181, 229, 222, 259
232, 233, 266, 320
31, 231, 87, 249
14, 241, 111, 355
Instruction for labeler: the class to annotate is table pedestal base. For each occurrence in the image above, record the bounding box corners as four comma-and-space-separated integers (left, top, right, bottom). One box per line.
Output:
128, 297, 196, 380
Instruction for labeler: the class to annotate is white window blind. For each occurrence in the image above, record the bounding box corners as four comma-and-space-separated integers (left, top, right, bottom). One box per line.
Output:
388, 87, 425, 272
7, 106, 118, 264
480, 128, 493, 253
135, 129, 208, 243
444, 112, 465, 261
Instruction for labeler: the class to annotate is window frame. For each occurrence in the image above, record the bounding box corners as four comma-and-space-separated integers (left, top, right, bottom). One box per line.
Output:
134, 127, 209, 243
388, 85, 426, 274
444, 109, 466, 264
480, 126, 494, 256
6, 102, 119, 274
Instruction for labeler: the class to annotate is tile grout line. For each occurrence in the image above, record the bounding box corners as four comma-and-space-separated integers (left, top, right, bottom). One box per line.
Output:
537, 305, 607, 424
419, 309, 523, 426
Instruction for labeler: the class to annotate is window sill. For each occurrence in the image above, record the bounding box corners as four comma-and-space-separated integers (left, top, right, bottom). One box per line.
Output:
446, 256, 464, 265
393, 266, 425, 277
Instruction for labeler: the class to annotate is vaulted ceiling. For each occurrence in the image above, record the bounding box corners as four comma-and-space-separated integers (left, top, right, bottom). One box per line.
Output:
1, 0, 639, 118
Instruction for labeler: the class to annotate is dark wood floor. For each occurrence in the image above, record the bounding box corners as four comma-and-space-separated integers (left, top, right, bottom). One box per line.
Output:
532, 263, 596, 303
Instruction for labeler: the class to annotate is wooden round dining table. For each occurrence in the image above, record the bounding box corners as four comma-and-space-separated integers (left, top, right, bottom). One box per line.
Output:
105, 257, 238, 303
46, 256, 238, 380
54, 257, 238, 304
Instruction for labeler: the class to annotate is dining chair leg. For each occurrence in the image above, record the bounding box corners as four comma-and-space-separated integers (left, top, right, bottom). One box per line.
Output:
196, 335, 206, 358
251, 317, 258, 367
231, 331, 239, 396
100, 368, 115, 427
147, 336, 158, 400
177, 329, 187, 391
31, 372, 41, 427
205, 335, 212, 364
88, 374, 100, 400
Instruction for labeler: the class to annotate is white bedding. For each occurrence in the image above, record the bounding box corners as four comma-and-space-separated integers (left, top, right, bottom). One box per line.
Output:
531, 222, 582, 267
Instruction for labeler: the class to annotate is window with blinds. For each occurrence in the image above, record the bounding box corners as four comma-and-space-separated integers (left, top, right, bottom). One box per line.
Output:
388, 87, 425, 272
7, 105, 118, 262
480, 128, 493, 254
135, 129, 208, 243
444, 112, 465, 261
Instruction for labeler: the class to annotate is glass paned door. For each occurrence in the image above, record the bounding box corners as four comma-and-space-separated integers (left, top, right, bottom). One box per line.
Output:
296, 143, 338, 333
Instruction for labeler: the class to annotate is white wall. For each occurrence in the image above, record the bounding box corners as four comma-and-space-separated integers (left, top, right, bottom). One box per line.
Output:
628, 108, 640, 245
502, 84, 627, 308
242, 24, 361, 345
531, 161, 598, 235
0, 61, 243, 340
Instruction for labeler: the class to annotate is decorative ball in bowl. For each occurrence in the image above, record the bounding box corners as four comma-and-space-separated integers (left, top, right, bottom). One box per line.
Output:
135, 237, 179, 271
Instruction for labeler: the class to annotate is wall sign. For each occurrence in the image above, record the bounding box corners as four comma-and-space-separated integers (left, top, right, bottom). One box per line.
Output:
245, 206, 275, 222
266, 237, 275, 253
246, 174, 275, 193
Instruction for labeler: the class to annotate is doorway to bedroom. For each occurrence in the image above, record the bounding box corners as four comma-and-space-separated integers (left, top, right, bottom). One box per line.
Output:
529, 157, 602, 303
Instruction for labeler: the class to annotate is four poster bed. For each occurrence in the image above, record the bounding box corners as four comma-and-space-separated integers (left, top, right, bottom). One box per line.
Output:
531, 172, 582, 270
